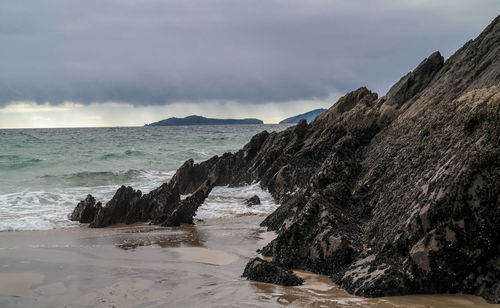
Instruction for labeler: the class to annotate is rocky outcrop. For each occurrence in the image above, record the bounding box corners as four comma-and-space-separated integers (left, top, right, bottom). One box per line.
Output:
245, 195, 261, 207
90, 186, 142, 227
71, 15, 500, 303
70, 194, 101, 223
162, 179, 213, 227
383, 51, 444, 107
242, 257, 304, 286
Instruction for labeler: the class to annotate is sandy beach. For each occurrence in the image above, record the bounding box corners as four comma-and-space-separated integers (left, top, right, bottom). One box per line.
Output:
0, 215, 498, 308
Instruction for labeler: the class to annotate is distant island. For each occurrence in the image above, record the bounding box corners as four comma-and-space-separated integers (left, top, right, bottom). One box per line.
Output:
279, 108, 326, 124
145, 115, 264, 126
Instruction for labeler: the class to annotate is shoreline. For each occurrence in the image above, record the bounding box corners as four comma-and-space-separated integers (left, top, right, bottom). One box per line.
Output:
0, 215, 497, 307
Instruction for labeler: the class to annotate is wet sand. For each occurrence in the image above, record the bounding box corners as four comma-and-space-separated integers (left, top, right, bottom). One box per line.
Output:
0, 215, 498, 308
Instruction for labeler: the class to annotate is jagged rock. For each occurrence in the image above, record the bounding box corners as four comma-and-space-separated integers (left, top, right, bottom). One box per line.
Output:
70, 15, 500, 303
170, 158, 216, 194
245, 195, 261, 207
242, 257, 304, 286
69, 194, 101, 223
383, 51, 444, 108
142, 182, 181, 224
162, 180, 213, 227
90, 186, 142, 228
260, 191, 304, 231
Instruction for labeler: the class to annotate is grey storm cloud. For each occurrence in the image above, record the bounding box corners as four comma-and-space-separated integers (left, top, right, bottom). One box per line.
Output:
0, 0, 499, 106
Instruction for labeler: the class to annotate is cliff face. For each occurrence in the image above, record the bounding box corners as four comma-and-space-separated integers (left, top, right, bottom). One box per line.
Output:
71, 16, 500, 302
260, 16, 499, 301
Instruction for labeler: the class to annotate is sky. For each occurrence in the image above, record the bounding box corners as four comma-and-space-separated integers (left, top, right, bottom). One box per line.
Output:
0, 0, 499, 128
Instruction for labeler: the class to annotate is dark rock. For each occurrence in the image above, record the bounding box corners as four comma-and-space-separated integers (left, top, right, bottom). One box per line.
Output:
90, 186, 142, 228
384, 51, 444, 108
242, 257, 304, 286
69, 194, 101, 223
481, 281, 500, 304
260, 191, 304, 231
162, 180, 213, 227
142, 182, 181, 224
245, 195, 261, 207
169, 158, 217, 195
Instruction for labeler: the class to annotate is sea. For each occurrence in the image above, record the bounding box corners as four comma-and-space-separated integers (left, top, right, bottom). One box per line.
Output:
0, 125, 290, 231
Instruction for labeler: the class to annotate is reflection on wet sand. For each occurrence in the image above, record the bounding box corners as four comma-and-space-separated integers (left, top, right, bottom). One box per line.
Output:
73, 277, 171, 308
0, 215, 498, 307
170, 247, 238, 265
111, 224, 205, 250
251, 269, 498, 308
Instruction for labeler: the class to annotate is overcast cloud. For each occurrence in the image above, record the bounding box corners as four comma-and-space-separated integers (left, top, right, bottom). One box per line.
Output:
0, 0, 499, 110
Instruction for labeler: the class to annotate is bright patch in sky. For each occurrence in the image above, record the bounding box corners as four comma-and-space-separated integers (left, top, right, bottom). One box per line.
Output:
0, 96, 339, 128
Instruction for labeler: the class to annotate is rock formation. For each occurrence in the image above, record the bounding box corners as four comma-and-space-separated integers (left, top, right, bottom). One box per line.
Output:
245, 195, 261, 207
71, 16, 500, 303
70, 194, 101, 223
242, 257, 304, 286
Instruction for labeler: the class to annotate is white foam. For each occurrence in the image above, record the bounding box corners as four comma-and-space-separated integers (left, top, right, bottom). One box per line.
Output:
195, 183, 279, 220
129, 170, 175, 193
0, 170, 174, 231
0, 172, 279, 231
0, 190, 82, 231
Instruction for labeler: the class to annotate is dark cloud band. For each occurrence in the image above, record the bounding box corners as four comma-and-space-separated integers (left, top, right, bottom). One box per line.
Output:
0, 0, 498, 106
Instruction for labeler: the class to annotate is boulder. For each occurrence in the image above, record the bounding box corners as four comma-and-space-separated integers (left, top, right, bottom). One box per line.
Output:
242, 257, 304, 286
245, 195, 261, 207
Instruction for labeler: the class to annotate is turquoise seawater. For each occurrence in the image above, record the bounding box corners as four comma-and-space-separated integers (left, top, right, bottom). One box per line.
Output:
0, 125, 289, 231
